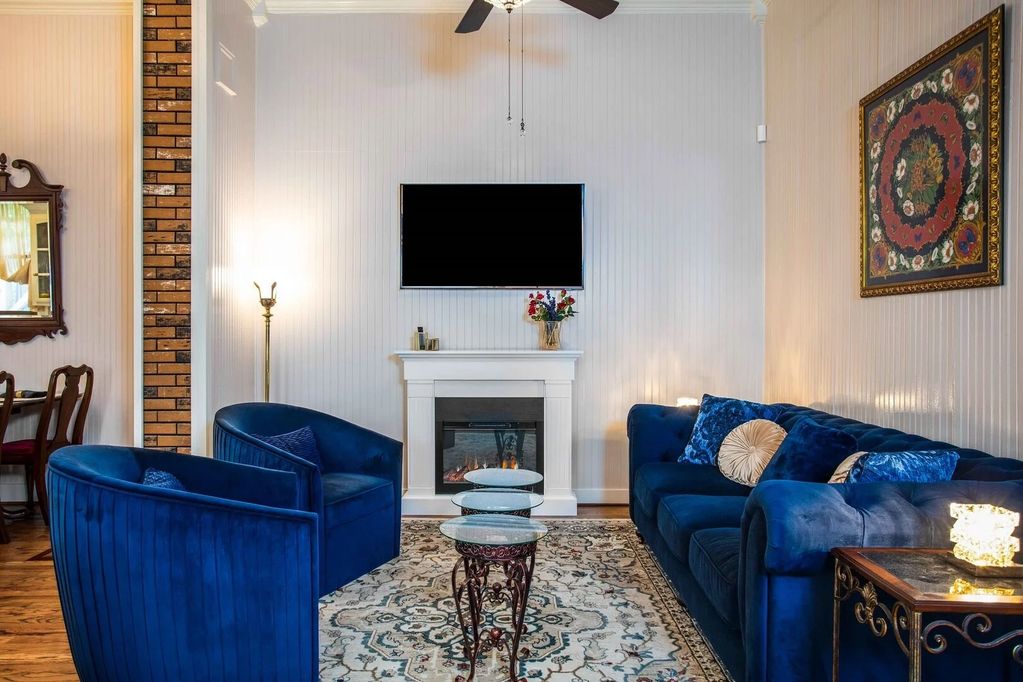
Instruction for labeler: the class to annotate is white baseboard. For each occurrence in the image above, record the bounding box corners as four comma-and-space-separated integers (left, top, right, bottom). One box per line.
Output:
574, 488, 629, 505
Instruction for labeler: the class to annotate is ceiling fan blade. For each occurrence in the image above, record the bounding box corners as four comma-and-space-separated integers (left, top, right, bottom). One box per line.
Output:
559, 0, 619, 20
455, 0, 494, 33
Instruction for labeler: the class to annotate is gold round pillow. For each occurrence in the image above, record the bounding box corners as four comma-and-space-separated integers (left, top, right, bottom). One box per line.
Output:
828, 452, 867, 483
717, 419, 788, 486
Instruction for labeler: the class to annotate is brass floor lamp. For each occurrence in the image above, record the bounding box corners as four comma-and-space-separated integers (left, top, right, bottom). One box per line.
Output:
254, 282, 277, 402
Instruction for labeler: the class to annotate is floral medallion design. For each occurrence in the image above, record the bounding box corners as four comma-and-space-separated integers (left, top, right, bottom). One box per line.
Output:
319, 519, 729, 682
860, 7, 1002, 296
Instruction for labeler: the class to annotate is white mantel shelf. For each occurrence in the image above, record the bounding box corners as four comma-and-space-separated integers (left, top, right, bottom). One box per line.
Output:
396, 349, 582, 516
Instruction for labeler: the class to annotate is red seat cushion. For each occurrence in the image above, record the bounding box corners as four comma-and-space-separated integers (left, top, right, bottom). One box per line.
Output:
1, 439, 39, 463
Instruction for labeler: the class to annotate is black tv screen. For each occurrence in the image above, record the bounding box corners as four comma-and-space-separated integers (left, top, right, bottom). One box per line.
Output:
400, 183, 584, 288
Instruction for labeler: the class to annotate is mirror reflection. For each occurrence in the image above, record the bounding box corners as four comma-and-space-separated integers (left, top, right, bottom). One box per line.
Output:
1, 200, 53, 319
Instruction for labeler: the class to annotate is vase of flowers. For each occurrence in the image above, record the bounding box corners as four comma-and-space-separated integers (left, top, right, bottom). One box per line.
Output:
526, 290, 576, 351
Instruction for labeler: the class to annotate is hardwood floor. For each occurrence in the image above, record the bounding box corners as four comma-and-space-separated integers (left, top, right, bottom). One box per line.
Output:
0, 516, 75, 682
0, 505, 629, 681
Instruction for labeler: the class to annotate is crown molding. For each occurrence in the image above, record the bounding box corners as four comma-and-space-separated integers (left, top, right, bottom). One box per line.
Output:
264, 0, 762, 15
0, 0, 131, 14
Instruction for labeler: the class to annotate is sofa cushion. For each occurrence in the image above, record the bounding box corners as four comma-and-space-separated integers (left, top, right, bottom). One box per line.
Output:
656, 494, 747, 565
254, 426, 322, 469
321, 472, 393, 531
634, 462, 751, 518
718, 419, 788, 486
760, 417, 858, 483
681, 394, 783, 465
688, 528, 741, 629
848, 450, 960, 483
141, 467, 186, 492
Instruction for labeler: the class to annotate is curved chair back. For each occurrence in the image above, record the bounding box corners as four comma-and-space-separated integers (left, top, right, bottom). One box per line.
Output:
47, 445, 319, 682
37, 363, 94, 454
0, 371, 12, 544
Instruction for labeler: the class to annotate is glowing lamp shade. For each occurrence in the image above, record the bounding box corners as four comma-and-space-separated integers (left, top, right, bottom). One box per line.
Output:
949, 503, 1020, 568
676, 396, 700, 408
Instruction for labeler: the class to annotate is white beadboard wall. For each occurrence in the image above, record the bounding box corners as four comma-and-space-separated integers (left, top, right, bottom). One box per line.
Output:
204, 0, 258, 450
253, 12, 765, 500
764, 0, 1022, 457
0, 15, 134, 498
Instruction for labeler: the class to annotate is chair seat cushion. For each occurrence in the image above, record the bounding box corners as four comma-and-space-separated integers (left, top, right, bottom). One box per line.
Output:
321, 472, 393, 530
688, 527, 741, 629
634, 462, 751, 518
0, 439, 37, 462
656, 494, 747, 565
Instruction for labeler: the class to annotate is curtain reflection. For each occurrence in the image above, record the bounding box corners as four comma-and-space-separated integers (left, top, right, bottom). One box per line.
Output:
0, 202, 32, 311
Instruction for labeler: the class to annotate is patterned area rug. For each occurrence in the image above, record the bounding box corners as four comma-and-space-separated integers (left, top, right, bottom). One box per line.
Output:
319, 519, 728, 681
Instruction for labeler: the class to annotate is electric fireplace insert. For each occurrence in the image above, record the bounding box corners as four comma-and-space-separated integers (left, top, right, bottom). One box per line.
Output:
435, 397, 544, 495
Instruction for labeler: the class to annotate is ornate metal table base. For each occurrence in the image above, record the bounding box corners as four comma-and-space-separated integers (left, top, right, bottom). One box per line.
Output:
834, 558, 1023, 682
461, 507, 531, 518
451, 540, 537, 682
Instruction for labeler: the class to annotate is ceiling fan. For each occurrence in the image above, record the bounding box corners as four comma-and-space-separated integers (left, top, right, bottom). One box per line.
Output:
455, 0, 619, 34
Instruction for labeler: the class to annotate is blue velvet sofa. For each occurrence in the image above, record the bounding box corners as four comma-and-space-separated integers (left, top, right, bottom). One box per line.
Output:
214, 402, 403, 596
629, 402, 1023, 682
47, 445, 319, 682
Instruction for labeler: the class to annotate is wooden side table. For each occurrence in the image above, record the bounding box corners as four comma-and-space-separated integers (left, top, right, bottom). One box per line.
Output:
832, 547, 1023, 681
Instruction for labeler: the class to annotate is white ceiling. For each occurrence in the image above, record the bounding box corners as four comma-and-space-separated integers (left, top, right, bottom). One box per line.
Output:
263, 0, 766, 15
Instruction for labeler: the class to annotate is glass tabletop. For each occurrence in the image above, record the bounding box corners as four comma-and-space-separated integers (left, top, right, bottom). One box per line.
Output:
860, 550, 1023, 599
463, 468, 543, 488
451, 488, 544, 513
440, 513, 549, 546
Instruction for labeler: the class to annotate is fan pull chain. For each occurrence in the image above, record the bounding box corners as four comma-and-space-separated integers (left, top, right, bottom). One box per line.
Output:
506, 10, 512, 124
520, 6, 525, 136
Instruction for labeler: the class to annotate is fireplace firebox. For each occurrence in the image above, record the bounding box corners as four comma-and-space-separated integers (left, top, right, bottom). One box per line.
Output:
435, 397, 544, 494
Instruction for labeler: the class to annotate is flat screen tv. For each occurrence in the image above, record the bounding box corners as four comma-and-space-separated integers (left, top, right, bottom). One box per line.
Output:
400, 183, 584, 289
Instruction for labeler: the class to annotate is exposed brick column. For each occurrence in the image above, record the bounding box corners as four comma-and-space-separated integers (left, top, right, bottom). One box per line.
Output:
142, 0, 191, 452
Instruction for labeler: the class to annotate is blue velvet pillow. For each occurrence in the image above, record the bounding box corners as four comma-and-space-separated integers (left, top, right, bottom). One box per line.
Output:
255, 426, 322, 469
142, 467, 186, 492
847, 450, 960, 484
759, 417, 858, 483
680, 394, 782, 465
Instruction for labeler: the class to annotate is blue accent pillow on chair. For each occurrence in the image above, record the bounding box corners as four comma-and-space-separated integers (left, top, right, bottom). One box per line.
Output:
680, 394, 783, 465
255, 426, 322, 469
759, 417, 858, 483
142, 467, 186, 491
847, 450, 960, 483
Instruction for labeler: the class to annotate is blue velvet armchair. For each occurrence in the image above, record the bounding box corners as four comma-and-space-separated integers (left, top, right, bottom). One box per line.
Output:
214, 402, 403, 595
47, 445, 319, 682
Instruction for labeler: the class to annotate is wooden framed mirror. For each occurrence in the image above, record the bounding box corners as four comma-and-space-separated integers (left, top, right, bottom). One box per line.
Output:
0, 153, 66, 344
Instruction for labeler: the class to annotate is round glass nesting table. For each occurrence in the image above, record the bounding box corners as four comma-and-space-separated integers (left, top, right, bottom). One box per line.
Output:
462, 468, 543, 490
450, 488, 544, 517
439, 513, 549, 682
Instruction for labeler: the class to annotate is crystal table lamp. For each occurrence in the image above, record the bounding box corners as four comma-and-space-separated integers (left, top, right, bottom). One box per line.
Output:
946, 503, 1023, 577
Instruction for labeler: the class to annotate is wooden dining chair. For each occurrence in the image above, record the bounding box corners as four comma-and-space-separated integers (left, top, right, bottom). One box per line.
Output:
0, 371, 14, 544
1, 364, 94, 526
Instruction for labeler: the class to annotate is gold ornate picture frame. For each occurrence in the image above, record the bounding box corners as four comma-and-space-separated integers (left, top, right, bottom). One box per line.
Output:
859, 6, 1003, 297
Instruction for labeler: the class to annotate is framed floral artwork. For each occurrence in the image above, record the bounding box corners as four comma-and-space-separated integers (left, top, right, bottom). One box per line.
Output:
860, 6, 1003, 297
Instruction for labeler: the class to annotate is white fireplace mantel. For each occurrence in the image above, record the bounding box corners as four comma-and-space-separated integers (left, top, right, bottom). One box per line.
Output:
396, 350, 582, 516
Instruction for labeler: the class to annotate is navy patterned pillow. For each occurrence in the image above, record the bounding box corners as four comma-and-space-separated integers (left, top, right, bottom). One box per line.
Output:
847, 450, 959, 484
255, 426, 322, 469
679, 394, 783, 465
142, 467, 186, 492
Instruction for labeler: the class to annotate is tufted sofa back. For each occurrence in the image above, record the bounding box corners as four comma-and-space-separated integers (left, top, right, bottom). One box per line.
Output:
773, 404, 1023, 481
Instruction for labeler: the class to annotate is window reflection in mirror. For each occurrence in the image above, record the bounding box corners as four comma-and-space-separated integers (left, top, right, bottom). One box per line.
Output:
0, 200, 53, 319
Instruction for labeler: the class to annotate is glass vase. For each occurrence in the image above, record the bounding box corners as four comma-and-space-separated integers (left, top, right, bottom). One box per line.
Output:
537, 320, 562, 351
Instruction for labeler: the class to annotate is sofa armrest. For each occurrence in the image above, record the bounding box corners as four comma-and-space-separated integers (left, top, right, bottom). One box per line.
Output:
213, 423, 322, 514
628, 404, 698, 515
738, 479, 1023, 682
315, 416, 403, 488
133, 448, 302, 510
741, 479, 1023, 577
